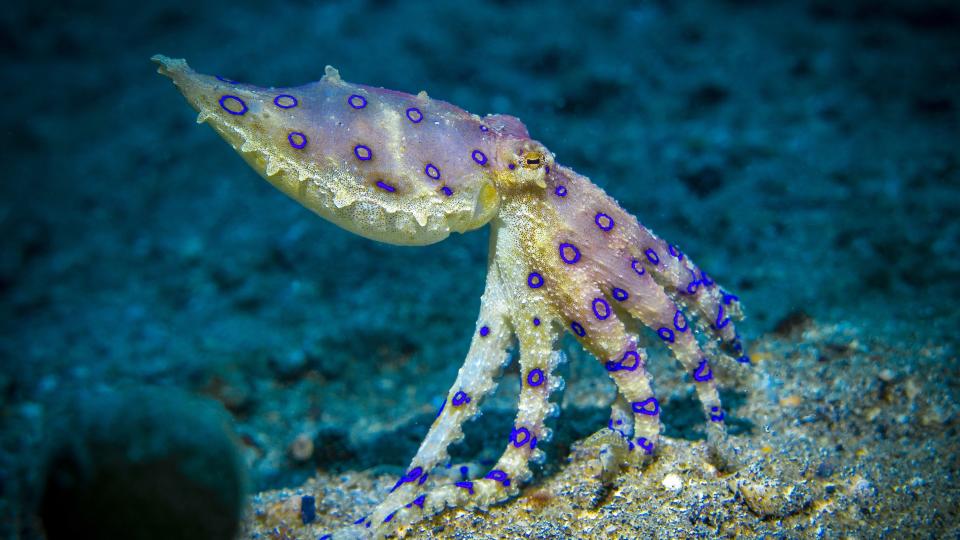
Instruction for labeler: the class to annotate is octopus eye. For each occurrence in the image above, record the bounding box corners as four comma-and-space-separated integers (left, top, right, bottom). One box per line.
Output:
520, 150, 544, 170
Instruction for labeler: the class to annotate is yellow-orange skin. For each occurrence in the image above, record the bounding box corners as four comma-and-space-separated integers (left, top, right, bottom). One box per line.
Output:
154, 55, 748, 539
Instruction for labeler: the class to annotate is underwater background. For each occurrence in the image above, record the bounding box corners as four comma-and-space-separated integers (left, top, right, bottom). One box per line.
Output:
1, 0, 957, 538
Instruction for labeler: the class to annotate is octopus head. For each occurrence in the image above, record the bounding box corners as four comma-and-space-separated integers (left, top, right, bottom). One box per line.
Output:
494, 139, 554, 191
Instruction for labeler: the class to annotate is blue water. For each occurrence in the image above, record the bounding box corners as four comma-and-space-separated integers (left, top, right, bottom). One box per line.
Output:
1, 1, 957, 538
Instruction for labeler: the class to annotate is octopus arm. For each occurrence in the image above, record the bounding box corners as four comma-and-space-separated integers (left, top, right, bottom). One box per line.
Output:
624, 221, 748, 361
505, 165, 741, 453
362, 212, 575, 532
361, 246, 514, 530
376, 319, 566, 532
545, 165, 749, 364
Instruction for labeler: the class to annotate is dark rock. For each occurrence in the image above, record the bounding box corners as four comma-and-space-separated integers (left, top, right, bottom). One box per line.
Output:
38, 387, 246, 540
772, 310, 814, 337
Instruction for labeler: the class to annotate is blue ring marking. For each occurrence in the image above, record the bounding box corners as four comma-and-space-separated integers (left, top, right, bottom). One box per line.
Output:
559, 243, 581, 264
592, 298, 611, 320
684, 268, 701, 294
455, 481, 475, 495
419, 472, 429, 485
710, 406, 725, 422
383, 512, 395, 524
693, 358, 713, 382
215, 75, 237, 84
320, 535, 332, 540
545, 165, 550, 174
403, 466, 423, 482
620, 350, 640, 371
459, 465, 469, 481
354, 144, 372, 161
375, 180, 396, 193
452, 391, 471, 407
472, 149, 487, 165
424, 163, 440, 180
480, 325, 490, 337
441, 186, 453, 196
570, 321, 586, 337
410, 495, 426, 508
435, 399, 446, 418
605, 350, 640, 372
700, 271, 715, 287
632, 397, 660, 416
287, 131, 307, 149
555, 185, 567, 197
721, 291, 740, 305
668, 244, 683, 260
673, 310, 688, 332
530, 436, 538, 449
645, 248, 660, 265
714, 304, 730, 330
737, 355, 752, 364
511, 427, 531, 447
354, 516, 365, 525
612, 287, 629, 301
348, 94, 367, 109
479, 124, 489, 132
532, 317, 541, 326
637, 437, 654, 455
527, 368, 545, 387
508, 163, 516, 170
484, 469, 511, 487
594, 212, 614, 231
274, 94, 298, 109
406, 107, 423, 123
527, 272, 544, 289
631, 259, 646, 276
218, 95, 247, 115
657, 327, 675, 343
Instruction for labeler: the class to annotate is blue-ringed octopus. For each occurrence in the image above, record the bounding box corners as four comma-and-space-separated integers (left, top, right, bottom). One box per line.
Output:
153, 54, 750, 539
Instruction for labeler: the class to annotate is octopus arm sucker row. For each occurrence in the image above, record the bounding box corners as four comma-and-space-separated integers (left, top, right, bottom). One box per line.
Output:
628, 225, 747, 358
365, 267, 514, 528
577, 317, 662, 457
623, 271, 726, 422
490, 317, 562, 481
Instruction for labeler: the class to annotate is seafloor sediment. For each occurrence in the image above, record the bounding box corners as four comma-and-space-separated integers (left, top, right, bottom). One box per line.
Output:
242, 319, 959, 538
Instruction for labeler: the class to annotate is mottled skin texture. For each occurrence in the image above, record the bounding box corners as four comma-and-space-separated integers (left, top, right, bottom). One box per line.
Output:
153, 55, 750, 539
